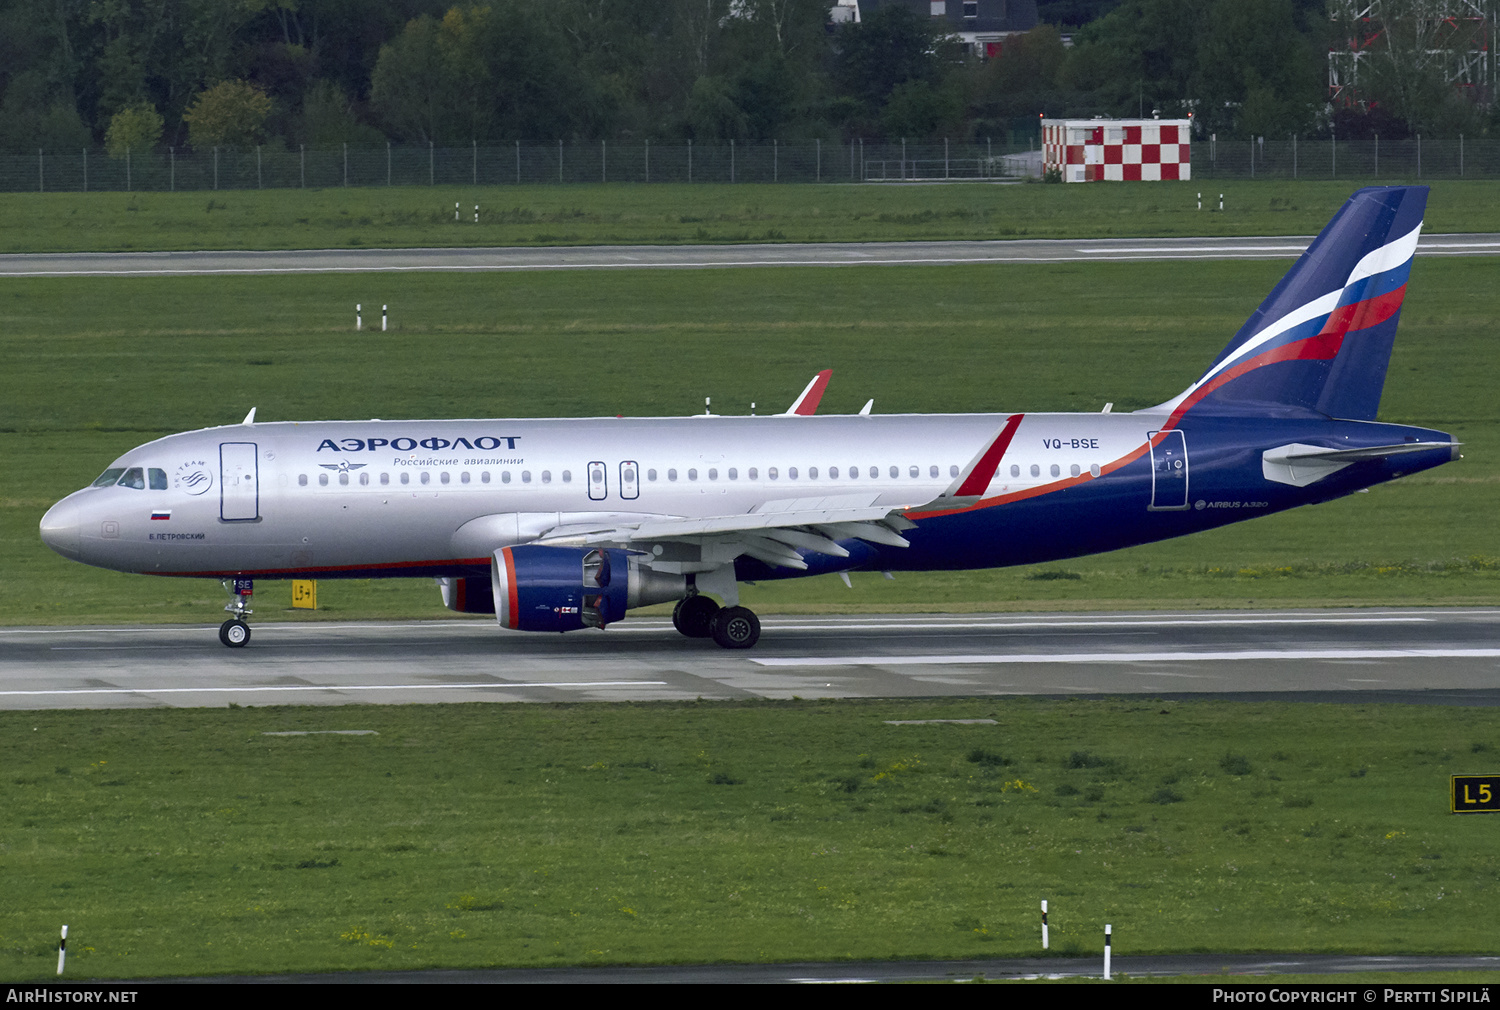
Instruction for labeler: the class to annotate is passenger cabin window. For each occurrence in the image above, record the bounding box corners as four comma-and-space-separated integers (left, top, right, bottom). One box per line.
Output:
298, 474, 308, 486
319, 473, 329, 486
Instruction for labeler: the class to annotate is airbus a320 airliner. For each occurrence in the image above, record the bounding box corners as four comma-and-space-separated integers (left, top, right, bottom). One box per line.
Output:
41, 186, 1458, 649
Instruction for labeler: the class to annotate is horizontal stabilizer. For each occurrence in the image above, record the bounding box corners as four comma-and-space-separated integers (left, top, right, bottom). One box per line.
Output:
1263, 440, 1459, 487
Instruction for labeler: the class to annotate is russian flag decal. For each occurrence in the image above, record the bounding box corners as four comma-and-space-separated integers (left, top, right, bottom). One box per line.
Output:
151, 510, 171, 521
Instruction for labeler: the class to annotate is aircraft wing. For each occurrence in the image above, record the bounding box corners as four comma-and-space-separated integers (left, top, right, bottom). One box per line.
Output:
532, 416, 1025, 572
535, 492, 917, 572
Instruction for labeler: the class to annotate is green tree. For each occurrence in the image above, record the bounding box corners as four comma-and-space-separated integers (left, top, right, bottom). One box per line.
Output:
372, 4, 577, 143
182, 80, 272, 149
686, 74, 748, 139
1061, 0, 1200, 117
370, 15, 451, 144
1192, 0, 1319, 138
105, 102, 164, 156
835, 4, 950, 114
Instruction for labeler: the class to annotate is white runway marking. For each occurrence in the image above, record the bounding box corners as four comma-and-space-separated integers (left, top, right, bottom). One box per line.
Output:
754, 648, 1500, 667
1, 234, 1494, 278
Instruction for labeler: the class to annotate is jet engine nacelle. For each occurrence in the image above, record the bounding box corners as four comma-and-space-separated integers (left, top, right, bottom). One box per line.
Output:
490, 545, 687, 633
437, 576, 496, 614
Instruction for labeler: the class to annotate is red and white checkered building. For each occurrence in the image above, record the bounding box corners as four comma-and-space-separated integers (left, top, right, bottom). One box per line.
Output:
1042, 119, 1192, 183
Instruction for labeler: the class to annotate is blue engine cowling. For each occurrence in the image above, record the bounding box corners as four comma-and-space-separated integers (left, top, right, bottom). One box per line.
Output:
490, 545, 634, 632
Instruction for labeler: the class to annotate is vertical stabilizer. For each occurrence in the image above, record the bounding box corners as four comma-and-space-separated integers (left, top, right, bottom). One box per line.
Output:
1154, 186, 1426, 423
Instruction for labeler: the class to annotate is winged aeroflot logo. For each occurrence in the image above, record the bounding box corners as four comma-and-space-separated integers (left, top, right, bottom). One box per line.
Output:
319, 462, 368, 473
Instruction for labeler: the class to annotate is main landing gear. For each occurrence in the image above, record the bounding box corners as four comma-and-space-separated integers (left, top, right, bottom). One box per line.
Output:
218, 578, 254, 648
672, 594, 761, 650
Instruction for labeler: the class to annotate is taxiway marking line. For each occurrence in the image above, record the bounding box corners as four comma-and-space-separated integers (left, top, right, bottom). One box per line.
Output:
753, 648, 1500, 667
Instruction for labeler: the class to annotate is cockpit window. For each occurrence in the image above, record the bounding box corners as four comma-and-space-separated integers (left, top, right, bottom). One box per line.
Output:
91, 468, 126, 488
149, 468, 167, 490
118, 468, 146, 490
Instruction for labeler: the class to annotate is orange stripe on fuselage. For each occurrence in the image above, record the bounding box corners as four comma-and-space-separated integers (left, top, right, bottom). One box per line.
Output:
501, 546, 520, 629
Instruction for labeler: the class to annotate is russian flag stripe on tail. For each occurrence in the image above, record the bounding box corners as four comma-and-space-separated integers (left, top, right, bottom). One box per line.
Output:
1157, 186, 1426, 424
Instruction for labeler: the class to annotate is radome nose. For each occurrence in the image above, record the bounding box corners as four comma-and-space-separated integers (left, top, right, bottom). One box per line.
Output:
40, 498, 81, 561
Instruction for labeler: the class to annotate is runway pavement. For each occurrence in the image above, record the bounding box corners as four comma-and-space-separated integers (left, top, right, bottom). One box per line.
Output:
181, 952, 1500, 983
3, 607, 1497, 710
2, 233, 1499, 277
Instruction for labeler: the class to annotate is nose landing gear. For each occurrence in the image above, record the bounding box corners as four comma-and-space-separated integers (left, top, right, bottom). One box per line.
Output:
219, 578, 254, 648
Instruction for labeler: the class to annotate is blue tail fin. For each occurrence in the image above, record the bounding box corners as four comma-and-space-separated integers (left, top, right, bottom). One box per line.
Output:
1157, 186, 1426, 423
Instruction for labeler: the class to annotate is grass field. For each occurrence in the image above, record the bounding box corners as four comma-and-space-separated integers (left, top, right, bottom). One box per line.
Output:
3, 697, 1498, 980
4, 179, 1500, 253
3, 254, 1495, 625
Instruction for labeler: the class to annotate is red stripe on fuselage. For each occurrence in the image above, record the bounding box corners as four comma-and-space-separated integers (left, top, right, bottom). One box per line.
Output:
150, 556, 492, 578
913, 285, 1409, 522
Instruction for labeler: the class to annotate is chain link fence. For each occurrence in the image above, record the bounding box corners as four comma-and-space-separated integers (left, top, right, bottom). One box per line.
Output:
1195, 136, 1500, 180
2, 139, 1045, 192
7, 137, 1495, 192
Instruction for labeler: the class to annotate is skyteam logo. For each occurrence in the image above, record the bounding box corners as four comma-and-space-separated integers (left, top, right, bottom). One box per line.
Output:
173, 460, 213, 496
